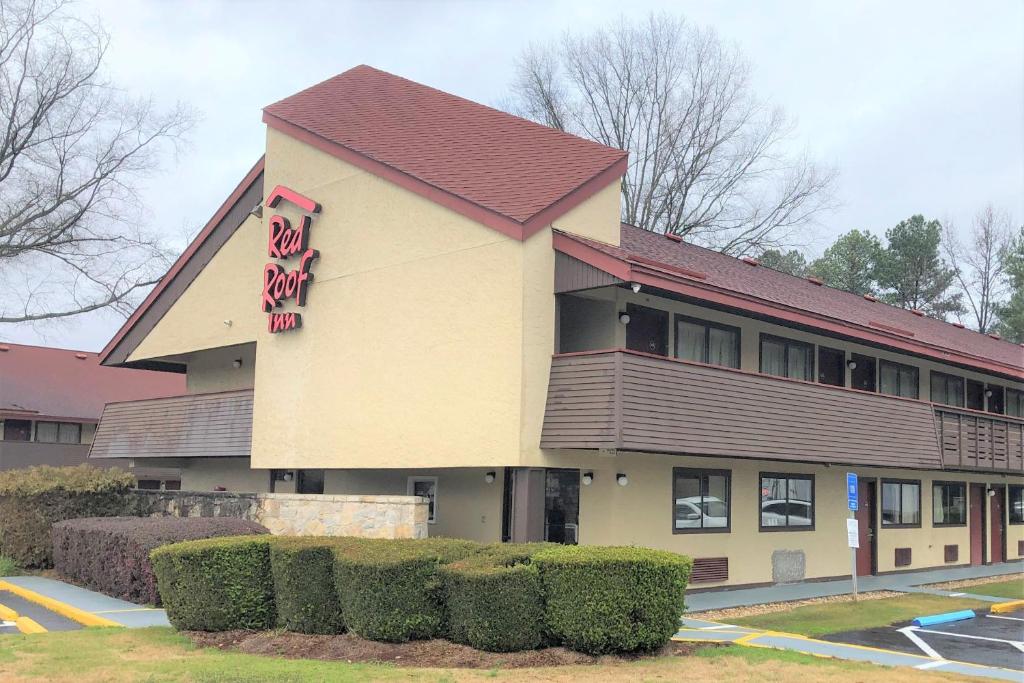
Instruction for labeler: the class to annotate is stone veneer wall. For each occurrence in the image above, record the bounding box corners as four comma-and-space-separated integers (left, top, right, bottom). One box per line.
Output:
130, 490, 428, 539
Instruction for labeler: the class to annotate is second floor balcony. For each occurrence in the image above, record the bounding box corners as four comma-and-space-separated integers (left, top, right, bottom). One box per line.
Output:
542, 349, 1024, 474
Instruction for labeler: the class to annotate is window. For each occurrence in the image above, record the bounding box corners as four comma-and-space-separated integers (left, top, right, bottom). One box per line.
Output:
759, 473, 814, 530
850, 353, 876, 392
34, 421, 81, 444
933, 481, 966, 526
1010, 486, 1024, 524
673, 468, 730, 533
296, 469, 325, 494
879, 360, 919, 399
817, 347, 845, 387
408, 476, 438, 524
760, 334, 814, 381
1008, 389, 1024, 418
881, 479, 921, 527
931, 372, 964, 407
966, 380, 985, 411
674, 316, 740, 368
2, 419, 31, 441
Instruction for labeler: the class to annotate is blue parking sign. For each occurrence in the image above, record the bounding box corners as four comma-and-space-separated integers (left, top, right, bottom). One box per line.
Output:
847, 473, 858, 511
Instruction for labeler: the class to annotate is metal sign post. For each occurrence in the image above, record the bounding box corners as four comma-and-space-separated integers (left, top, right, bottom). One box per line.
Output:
846, 473, 859, 602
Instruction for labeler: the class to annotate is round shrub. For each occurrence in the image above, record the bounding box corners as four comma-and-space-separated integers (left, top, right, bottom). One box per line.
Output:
534, 545, 692, 655
0, 465, 136, 567
334, 537, 480, 642
150, 535, 275, 631
270, 537, 364, 634
441, 543, 555, 652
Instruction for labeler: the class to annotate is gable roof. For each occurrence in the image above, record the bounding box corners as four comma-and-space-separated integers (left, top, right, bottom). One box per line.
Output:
263, 65, 627, 239
555, 224, 1024, 380
100, 157, 265, 366
0, 343, 184, 421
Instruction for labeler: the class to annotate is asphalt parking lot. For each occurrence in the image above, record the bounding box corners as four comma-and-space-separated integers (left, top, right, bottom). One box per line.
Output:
824, 608, 1024, 671
0, 589, 82, 634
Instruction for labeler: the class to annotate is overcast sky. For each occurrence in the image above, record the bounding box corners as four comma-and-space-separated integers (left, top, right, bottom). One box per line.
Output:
4, 0, 1022, 351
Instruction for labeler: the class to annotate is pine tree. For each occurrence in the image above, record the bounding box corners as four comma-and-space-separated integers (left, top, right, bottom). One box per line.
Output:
875, 216, 963, 317
758, 249, 809, 277
995, 226, 1024, 343
809, 230, 881, 296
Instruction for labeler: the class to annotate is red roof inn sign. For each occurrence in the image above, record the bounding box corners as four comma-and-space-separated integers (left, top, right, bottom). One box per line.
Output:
260, 186, 322, 333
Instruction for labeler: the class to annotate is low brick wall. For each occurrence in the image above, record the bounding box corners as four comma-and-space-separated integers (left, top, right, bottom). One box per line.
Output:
130, 490, 428, 539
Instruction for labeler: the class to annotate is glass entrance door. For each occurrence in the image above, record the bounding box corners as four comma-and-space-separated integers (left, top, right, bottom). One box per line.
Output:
544, 468, 580, 544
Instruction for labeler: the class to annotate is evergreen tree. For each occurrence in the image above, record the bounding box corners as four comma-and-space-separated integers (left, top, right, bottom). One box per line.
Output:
995, 226, 1024, 343
758, 249, 808, 277
875, 215, 962, 317
809, 229, 881, 296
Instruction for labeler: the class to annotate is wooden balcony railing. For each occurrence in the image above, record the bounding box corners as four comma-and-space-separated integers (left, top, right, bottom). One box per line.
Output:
934, 406, 1024, 472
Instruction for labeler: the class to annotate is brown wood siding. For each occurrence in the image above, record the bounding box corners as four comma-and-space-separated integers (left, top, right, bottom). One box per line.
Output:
935, 407, 1024, 473
89, 390, 253, 460
554, 252, 623, 293
542, 350, 945, 470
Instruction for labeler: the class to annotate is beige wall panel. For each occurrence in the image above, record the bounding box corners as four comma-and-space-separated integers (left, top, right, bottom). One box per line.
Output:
128, 214, 264, 362
180, 457, 270, 493
550, 180, 621, 246
325, 467, 503, 542
185, 344, 256, 394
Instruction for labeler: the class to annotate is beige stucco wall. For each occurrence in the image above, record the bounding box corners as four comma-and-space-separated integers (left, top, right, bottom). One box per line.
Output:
184, 343, 256, 394
564, 287, 1023, 401
325, 467, 504, 543
179, 457, 270, 492
550, 179, 621, 246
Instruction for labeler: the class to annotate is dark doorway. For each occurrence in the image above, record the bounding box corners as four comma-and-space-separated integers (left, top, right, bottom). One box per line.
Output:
850, 353, 876, 392
297, 469, 325, 494
544, 469, 580, 544
500, 467, 514, 542
626, 304, 668, 356
970, 483, 985, 565
966, 380, 985, 411
987, 386, 1005, 414
855, 479, 876, 575
990, 487, 1005, 564
818, 347, 846, 387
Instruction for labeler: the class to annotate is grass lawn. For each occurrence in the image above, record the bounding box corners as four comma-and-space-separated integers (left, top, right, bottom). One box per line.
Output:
0, 626, 967, 683
964, 577, 1024, 600
730, 593, 991, 638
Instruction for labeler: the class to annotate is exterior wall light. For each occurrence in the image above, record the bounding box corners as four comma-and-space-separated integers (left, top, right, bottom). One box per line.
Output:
984, 389, 993, 398
223, 319, 233, 327
582, 472, 594, 486
250, 203, 263, 218
282, 471, 294, 482
616, 473, 628, 487
232, 359, 243, 369
618, 312, 631, 325
631, 283, 642, 294
484, 471, 496, 484
846, 360, 857, 370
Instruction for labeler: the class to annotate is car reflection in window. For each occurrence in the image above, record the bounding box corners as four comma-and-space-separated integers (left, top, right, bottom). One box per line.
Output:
674, 496, 728, 528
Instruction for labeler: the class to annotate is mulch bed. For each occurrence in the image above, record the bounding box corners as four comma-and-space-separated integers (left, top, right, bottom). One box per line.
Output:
187, 630, 711, 668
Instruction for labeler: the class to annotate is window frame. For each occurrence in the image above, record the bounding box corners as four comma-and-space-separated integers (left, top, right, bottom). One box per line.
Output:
930, 371, 965, 407
673, 315, 741, 369
758, 472, 816, 532
1006, 388, 1024, 418
932, 480, 967, 527
880, 478, 922, 529
407, 476, 438, 524
878, 359, 920, 399
672, 467, 732, 535
2, 419, 32, 442
759, 333, 815, 382
1010, 485, 1024, 525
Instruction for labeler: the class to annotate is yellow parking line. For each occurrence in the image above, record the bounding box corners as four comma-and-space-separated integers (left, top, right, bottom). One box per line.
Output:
991, 599, 1024, 614
14, 616, 46, 634
0, 580, 119, 628
0, 602, 17, 621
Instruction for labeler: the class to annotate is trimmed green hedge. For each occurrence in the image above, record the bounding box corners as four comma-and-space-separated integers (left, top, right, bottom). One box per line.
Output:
270, 537, 357, 634
334, 538, 480, 642
534, 545, 692, 654
0, 466, 136, 567
151, 535, 275, 631
441, 543, 555, 652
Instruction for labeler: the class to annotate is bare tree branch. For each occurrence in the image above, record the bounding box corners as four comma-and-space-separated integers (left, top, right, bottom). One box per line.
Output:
943, 205, 1013, 333
0, 0, 194, 327
506, 12, 836, 254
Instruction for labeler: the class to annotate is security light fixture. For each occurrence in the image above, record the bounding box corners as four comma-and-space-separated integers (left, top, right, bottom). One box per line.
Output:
618, 312, 631, 325
631, 283, 642, 294
846, 359, 857, 370
484, 471, 496, 484
984, 389, 993, 398
223, 319, 233, 327
282, 471, 294, 482
232, 359, 243, 369
616, 473, 628, 487
582, 472, 594, 486
250, 203, 264, 218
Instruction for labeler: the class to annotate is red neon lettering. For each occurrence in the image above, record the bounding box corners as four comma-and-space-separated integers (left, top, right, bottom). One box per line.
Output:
266, 185, 320, 213
268, 312, 301, 333
259, 186, 320, 333
268, 214, 310, 259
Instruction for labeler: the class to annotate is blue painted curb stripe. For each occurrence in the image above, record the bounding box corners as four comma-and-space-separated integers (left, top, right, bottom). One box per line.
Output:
912, 609, 976, 627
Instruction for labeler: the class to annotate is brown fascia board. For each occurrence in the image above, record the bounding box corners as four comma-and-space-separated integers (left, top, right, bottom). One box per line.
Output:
100, 158, 265, 367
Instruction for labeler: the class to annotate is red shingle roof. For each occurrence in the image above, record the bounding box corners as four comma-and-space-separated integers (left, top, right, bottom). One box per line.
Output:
557, 224, 1024, 377
0, 343, 184, 421
263, 65, 627, 233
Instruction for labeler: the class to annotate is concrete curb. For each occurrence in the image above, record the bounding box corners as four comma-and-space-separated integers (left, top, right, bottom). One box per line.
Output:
0, 580, 120, 628
990, 599, 1024, 614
